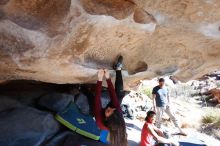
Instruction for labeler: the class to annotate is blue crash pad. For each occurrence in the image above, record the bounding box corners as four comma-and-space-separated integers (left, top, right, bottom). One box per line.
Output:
179, 137, 207, 146
55, 102, 109, 143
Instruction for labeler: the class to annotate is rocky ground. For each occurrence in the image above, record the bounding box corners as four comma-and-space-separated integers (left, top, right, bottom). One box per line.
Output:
124, 95, 220, 146
123, 72, 220, 146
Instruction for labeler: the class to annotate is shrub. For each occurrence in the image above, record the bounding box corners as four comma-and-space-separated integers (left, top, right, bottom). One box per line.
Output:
202, 114, 216, 124
191, 92, 200, 97
216, 82, 220, 88
202, 109, 220, 124
204, 95, 213, 101
216, 118, 220, 127
139, 87, 152, 98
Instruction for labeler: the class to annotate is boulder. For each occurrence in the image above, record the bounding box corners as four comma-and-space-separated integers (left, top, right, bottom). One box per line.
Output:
0, 97, 22, 112
38, 93, 75, 112
74, 93, 90, 115
209, 88, 220, 103
122, 91, 152, 119
46, 131, 72, 146
0, 80, 60, 106
0, 1, 220, 88
75, 89, 112, 115
0, 106, 60, 146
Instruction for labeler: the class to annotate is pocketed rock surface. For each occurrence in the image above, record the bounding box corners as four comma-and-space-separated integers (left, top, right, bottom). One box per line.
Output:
1, 0, 220, 88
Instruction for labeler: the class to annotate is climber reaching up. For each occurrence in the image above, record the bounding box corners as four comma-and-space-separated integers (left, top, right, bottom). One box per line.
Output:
56, 69, 127, 145
70, 56, 128, 145
81, 55, 125, 106
80, 55, 133, 119
94, 69, 127, 146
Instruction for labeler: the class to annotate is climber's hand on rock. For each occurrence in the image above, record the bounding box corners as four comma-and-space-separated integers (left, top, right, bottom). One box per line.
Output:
98, 69, 104, 81
104, 69, 110, 79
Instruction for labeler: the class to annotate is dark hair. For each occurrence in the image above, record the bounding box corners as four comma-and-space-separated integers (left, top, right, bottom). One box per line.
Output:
159, 78, 165, 82
106, 102, 116, 109
145, 111, 156, 121
105, 110, 127, 146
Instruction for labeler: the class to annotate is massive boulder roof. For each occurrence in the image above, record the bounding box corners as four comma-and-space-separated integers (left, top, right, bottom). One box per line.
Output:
0, 0, 220, 88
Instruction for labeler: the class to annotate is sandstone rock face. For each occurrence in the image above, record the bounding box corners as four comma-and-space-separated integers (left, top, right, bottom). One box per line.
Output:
209, 88, 220, 103
1, 0, 220, 88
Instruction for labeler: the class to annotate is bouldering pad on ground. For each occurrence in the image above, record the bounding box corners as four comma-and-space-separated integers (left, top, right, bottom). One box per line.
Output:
179, 137, 207, 146
55, 102, 101, 141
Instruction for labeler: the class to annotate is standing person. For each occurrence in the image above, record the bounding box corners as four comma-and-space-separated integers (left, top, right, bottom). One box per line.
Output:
140, 111, 179, 146
93, 69, 127, 146
152, 78, 186, 135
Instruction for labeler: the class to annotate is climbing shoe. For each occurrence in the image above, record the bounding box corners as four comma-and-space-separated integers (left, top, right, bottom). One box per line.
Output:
113, 55, 123, 70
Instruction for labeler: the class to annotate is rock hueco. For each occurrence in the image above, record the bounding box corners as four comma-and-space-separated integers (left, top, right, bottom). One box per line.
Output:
1, 0, 220, 88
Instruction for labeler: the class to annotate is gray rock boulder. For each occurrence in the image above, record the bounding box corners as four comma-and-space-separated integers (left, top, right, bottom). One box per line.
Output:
38, 93, 74, 112
46, 131, 72, 146
0, 107, 60, 146
0, 97, 22, 112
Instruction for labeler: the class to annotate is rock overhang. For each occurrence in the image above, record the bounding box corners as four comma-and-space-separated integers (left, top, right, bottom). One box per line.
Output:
0, 0, 220, 89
